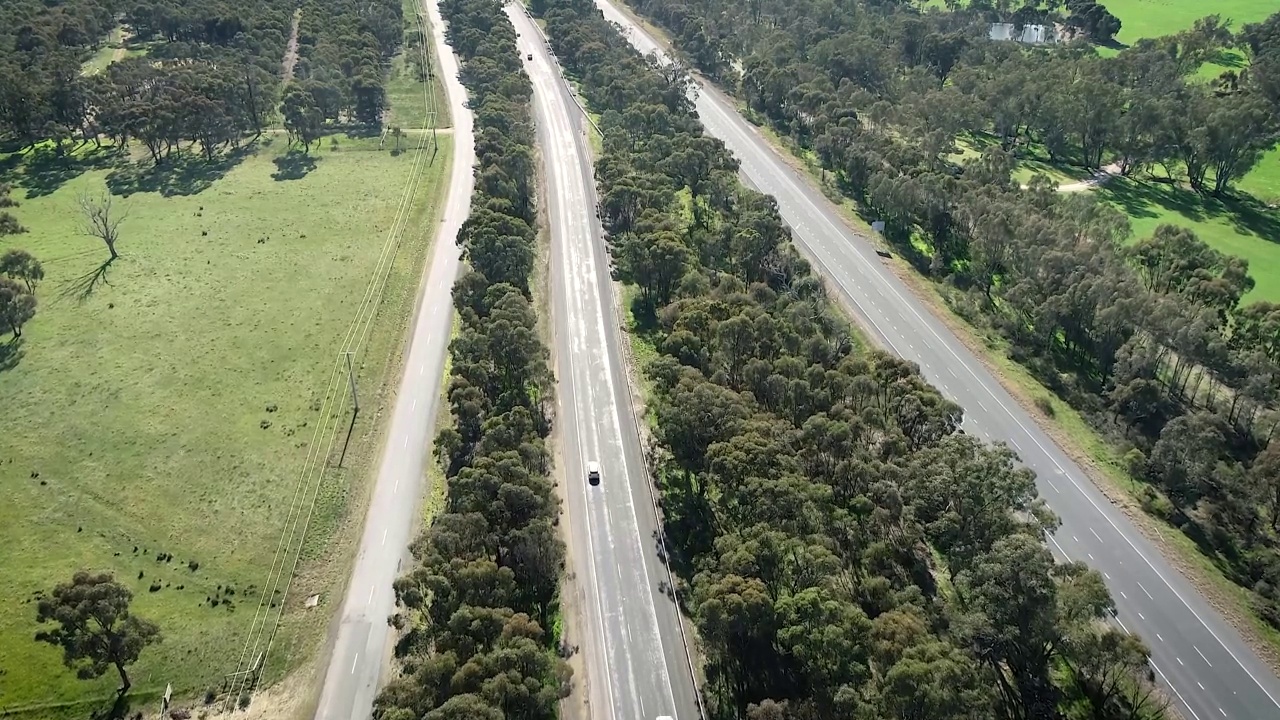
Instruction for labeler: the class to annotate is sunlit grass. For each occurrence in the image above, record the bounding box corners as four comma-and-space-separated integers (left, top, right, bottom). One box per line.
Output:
0, 134, 453, 716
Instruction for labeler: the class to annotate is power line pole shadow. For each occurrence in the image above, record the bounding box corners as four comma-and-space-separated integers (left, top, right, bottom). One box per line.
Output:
338, 351, 360, 467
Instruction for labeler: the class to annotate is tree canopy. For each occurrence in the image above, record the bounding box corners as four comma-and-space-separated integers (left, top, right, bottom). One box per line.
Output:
532, 0, 1167, 717
374, 2, 566, 718
0, 0, 406, 159
597, 0, 1280, 637
34, 571, 161, 693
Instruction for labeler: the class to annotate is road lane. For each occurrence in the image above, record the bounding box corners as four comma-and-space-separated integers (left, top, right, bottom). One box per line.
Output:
509, 5, 701, 720
593, 1, 1280, 718
311, 0, 474, 716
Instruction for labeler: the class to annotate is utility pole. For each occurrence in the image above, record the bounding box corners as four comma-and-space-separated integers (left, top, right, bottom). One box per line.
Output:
422, 13, 438, 152
344, 351, 359, 415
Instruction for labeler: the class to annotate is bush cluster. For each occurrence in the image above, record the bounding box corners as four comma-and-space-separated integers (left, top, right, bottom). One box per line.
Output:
609, 0, 1280, 631
374, 2, 567, 719
533, 0, 1167, 718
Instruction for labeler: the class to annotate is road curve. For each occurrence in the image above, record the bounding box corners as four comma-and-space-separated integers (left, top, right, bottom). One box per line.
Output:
508, 5, 702, 720
594, 2, 1280, 719
311, 0, 474, 717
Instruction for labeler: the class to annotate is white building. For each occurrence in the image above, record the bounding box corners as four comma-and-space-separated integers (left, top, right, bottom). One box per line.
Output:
988, 22, 1059, 44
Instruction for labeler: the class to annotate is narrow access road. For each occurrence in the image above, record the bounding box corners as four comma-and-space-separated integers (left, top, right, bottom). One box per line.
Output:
1054, 162, 1122, 193
311, 0, 474, 717
595, 2, 1280, 719
509, 5, 701, 720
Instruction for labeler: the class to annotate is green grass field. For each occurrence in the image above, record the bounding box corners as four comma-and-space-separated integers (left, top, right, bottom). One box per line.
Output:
81, 26, 147, 76
1103, 0, 1277, 45
918, 0, 1276, 42
1097, 170, 1280, 303
0, 131, 452, 715
1241, 146, 1280, 203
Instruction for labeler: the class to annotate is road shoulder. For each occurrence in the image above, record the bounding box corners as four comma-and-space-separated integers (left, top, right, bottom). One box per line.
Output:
606, 0, 1280, 675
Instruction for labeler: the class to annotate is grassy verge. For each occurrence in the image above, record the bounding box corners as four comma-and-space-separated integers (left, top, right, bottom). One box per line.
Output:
419, 314, 457, 530
0, 132, 454, 716
386, 0, 452, 130
724, 90, 1280, 667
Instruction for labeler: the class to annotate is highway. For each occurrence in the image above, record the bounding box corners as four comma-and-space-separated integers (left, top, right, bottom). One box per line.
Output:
311, 0, 474, 716
509, 5, 701, 720
593, 1, 1280, 718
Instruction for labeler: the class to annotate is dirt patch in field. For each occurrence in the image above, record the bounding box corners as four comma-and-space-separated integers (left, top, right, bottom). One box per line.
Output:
282, 9, 302, 82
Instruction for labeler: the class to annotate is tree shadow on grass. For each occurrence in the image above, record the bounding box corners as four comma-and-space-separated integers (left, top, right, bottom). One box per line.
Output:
105, 147, 251, 197
0, 152, 23, 184
628, 293, 659, 332
0, 337, 23, 373
343, 124, 384, 139
1101, 177, 1207, 223
1222, 194, 1280, 245
1207, 47, 1248, 69
1101, 177, 1280, 244
5, 145, 118, 198
271, 150, 317, 181
58, 258, 115, 303
77, 688, 137, 720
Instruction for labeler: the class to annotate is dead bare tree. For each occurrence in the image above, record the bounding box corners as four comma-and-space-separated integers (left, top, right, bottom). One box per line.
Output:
77, 191, 128, 261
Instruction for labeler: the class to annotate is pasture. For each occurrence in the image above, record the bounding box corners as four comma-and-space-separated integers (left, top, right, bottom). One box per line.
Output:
0, 132, 453, 715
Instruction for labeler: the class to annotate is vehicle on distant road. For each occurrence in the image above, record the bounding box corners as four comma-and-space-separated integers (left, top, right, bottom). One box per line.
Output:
587, 460, 601, 486
527, 52, 533, 60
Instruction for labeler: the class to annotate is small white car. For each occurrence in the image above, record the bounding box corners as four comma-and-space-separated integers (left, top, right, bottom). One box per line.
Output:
587, 460, 601, 486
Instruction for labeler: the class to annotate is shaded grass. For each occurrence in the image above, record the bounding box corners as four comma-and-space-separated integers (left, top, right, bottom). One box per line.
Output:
1097, 176, 1280, 303
385, 0, 452, 131
0, 134, 454, 716
952, 135, 1094, 187
1013, 157, 1093, 186
1195, 48, 1249, 83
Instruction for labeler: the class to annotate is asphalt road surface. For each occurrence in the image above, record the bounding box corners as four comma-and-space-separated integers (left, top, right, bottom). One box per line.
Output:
509, 5, 702, 720
594, 1, 1280, 718
311, 0, 474, 717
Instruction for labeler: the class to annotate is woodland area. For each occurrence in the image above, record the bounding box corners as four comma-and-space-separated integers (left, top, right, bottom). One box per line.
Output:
532, 0, 1166, 718
0, 0, 402, 162
617, 0, 1280, 633
0, 0, 409, 347
374, 1, 567, 718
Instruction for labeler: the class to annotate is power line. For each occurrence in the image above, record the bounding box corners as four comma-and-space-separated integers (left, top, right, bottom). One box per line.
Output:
221, 8, 444, 705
